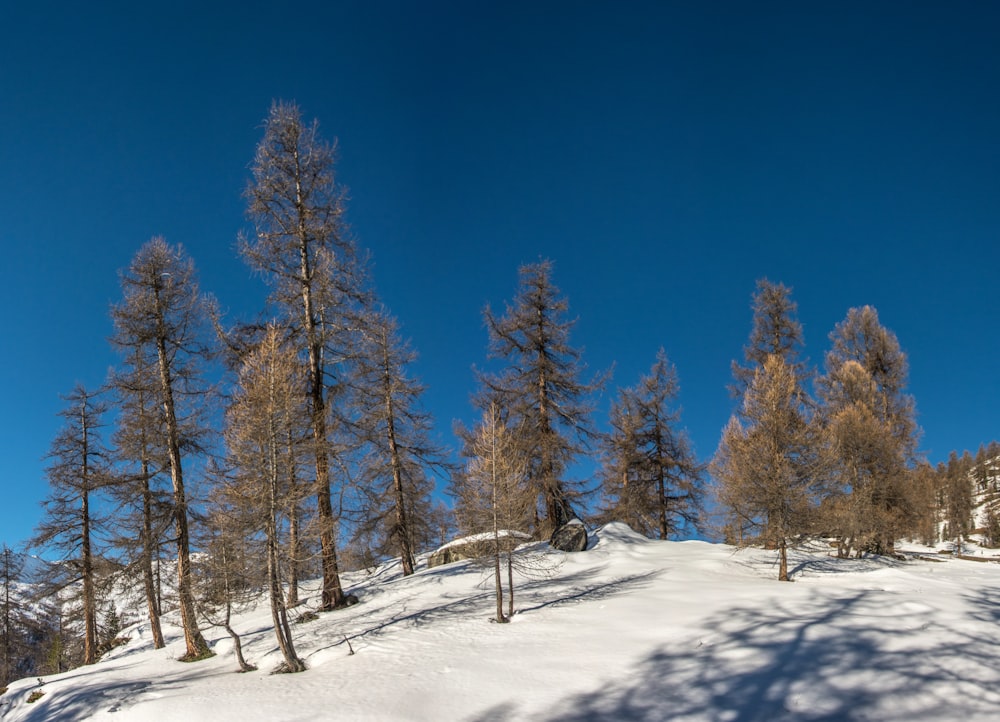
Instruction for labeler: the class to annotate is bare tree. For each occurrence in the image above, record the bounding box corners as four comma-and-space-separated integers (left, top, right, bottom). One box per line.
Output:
600, 349, 704, 539
480, 260, 603, 535
713, 356, 820, 581
224, 325, 307, 672
110, 237, 212, 661
32, 385, 109, 664
195, 485, 260, 674
0, 544, 27, 686
350, 311, 446, 576
107, 346, 169, 649
455, 404, 533, 622
242, 101, 368, 610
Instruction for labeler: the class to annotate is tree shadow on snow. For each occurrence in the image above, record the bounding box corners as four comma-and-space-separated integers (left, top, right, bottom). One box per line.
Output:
313, 567, 660, 660
542, 589, 1000, 722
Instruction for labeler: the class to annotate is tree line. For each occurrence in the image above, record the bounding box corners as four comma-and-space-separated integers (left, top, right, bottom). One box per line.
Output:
4, 102, 996, 684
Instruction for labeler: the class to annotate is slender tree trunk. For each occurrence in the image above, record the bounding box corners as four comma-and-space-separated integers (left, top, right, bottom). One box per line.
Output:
299, 234, 345, 611
383, 337, 415, 576
267, 382, 305, 672
268, 453, 304, 669
140, 455, 164, 649
778, 537, 789, 582
154, 286, 209, 660
491, 433, 507, 623
218, 546, 254, 673
506, 551, 515, 619
657, 473, 669, 541
81, 414, 97, 665
285, 427, 300, 608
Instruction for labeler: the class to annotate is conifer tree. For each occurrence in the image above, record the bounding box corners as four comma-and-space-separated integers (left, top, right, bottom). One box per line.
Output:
713, 356, 819, 581
817, 305, 919, 556
224, 325, 308, 672
241, 101, 368, 610
108, 346, 168, 649
480, 260, 601, 534
0, 544, 26, 686
600, 349, 703, 539
110, 237, 212, 660
722, 279, 811, 545
33, 385, 109, 664
351, 311, 445, 576
456, 404, 532, 622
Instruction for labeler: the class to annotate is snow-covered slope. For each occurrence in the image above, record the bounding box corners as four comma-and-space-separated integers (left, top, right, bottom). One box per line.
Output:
3, 525, 1000, 721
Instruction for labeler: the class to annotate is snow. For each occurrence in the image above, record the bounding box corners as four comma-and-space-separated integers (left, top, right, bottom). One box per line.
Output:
433, 529, 532, 552
4, 524, 1000, 721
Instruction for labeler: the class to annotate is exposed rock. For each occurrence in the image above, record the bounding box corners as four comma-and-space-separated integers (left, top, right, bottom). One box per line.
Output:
427, 531, 532, 568
549, 519, 588, 552
344, 594, 360, 606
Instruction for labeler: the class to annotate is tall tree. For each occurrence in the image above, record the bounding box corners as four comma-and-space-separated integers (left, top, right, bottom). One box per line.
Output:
224, 325, 307, 672
242, 101, 367, 610
713, 356, 819, 581
110, 237, 212, 660
351, 311, 446, 576
480, 260, 601, 534
817, 305, 919, 556
600, 349, 704, 539
0, 544, 26, 686
108, 346, 168, 649
33, 385, 109, 664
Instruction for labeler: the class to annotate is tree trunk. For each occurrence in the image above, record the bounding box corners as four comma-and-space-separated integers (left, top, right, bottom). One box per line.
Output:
778, 537, 789, 582
81, 491, 96, 664
285, 427, 300, 608
140, 457, 165, 649
491, 440, 507, 623
506, 551, 515, 620
268, 401, 305, 672
383, 336, 415, 576
154, 285, 210, 660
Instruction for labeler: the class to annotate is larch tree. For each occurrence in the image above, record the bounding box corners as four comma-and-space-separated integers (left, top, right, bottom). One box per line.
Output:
480, 259, 602, 535
108, 346, 169, 649
600, 349, 704, 539
712, 356, 820, 581
223, 325, 308, 672
350, 311, 445, 576
0, 545, 26, 686
195, 491, 259, 673
32, 385, 109, 664
723, 279, 810, 545
455, 404, 532, 622
241, 101, 368, 611
110, 237, 212, 661
817, 305, 919, 556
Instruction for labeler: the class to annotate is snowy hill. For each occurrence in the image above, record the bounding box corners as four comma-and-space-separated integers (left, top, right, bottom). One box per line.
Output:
3, 524, 1000, 721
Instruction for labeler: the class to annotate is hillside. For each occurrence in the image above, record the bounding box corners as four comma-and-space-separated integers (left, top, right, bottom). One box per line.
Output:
3, 524, 1000, 721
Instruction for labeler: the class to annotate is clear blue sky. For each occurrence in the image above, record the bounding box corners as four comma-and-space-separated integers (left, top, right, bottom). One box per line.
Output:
1, 2, 997, 549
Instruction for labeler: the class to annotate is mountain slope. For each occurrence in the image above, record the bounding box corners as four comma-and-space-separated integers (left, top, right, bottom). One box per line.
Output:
3, 524, 1000, 721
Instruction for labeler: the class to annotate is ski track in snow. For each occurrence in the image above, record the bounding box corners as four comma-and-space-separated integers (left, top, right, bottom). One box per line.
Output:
4, 524, 1000, 721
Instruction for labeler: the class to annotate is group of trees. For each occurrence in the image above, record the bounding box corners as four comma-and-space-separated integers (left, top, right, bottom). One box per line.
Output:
713, 280, 998, 581
10, 102, 996, 683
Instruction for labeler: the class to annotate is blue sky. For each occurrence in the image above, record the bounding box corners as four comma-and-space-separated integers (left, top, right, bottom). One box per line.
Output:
1, 2, 997, 549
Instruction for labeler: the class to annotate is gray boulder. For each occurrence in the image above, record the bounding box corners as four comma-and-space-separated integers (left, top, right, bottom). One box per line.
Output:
549, 519, 588, 552
427, 531, 532, 569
